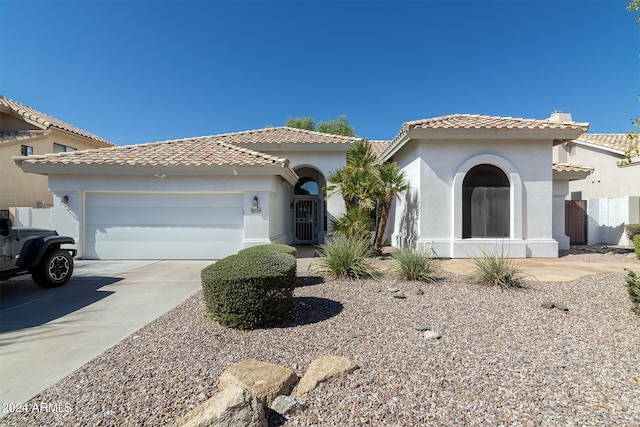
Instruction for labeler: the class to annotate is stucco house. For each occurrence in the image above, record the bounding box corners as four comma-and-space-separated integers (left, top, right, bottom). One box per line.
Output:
553, 133, 640, 246
0, 95, 115, 213
553, 133, 639, 200
14, 110, 591, 260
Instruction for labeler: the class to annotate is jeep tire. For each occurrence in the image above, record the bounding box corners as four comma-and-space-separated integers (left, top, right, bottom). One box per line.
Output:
32, 249, 74, 288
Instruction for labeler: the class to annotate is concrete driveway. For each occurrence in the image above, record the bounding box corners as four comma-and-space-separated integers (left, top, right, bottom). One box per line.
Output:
0, 259, 211, 416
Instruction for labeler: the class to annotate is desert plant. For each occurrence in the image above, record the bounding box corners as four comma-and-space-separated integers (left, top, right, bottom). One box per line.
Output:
634, 235, 640, 259
330, 207, 374, 240
626, 224, 640, 241
201, 250, 296, 330
625, 269, 640, 315
391, 247, 438, 282
469, 249, 529, 288
317, 235, 379, 279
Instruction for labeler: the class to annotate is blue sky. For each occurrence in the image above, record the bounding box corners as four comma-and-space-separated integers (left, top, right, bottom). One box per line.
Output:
1, 0, 638, 146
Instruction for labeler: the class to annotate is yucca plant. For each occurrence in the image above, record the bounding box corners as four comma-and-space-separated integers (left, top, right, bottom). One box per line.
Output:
391, 247, 438, 282
316, 236, 379, 279
469, 249, 529, 288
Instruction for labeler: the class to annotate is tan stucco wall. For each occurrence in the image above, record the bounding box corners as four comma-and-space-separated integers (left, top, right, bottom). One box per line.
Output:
554, 143, 640, 199
0, 131, 108, 210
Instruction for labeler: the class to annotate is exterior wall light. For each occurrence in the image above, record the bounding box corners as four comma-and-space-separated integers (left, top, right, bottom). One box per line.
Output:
62, 195, 69, 207
251, 196, 261, 213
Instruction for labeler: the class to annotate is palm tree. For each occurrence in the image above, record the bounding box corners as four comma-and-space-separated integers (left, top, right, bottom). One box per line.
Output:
372, 162, 408, 253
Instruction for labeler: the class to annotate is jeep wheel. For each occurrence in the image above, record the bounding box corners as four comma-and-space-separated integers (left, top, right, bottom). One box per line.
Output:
32, 249, 74, 288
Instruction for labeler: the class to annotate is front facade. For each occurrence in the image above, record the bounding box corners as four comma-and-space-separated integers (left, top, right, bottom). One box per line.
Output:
0, 95, 115, 211
14, 106, 591, 260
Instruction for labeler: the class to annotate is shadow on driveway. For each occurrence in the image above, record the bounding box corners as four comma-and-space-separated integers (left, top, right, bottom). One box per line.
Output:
0, 276, 121, 334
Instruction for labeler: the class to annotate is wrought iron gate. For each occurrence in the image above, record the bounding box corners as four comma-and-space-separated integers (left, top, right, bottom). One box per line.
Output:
294, 198, 318, 243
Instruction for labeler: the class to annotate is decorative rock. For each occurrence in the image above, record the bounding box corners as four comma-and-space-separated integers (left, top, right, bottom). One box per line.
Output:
416, 289, 424, 295
413, 325, 430, 331
218, 360, 298, 405
387, 287, 399, 292
393, 291, 406, 299
294, 356, 359, 397
553, 302, 569, 311
271, 395, 306, 415
541, 301, 555, 309
174, 384, 267, 427
423, 331, 442, 340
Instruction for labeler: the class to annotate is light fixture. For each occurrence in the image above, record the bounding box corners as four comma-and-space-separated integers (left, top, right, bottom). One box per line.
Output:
251, 196, 261, 212
62, 195, 69, 207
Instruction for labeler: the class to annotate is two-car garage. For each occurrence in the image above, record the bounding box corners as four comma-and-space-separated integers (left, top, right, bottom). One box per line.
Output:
84, 192, 244, 260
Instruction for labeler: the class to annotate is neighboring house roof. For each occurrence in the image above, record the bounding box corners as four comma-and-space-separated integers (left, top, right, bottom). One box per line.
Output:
552, 162, 593, 181
381, 114, 590, 161
213, 126, 364, 145
0, 130, 49, 145
572, 133, 639, 155
14, 136, 298, 183
0, 95, 115, 146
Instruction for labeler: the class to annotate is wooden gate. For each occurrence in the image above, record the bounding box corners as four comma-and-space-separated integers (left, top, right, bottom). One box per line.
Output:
565, 200, 587, 245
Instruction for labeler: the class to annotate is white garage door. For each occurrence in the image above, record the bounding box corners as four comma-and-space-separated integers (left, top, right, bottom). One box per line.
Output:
84, 193, 243, 260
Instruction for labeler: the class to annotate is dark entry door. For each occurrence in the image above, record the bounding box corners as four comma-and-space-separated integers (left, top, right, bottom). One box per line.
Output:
294, 198, 318, 243
565, 200, 587, 245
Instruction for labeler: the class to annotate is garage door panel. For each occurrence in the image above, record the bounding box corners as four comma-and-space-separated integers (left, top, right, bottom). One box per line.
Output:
85, 225, 243, 243
85, 206, 243, 226
84, 241, 241, 260
84, 193, 244, 260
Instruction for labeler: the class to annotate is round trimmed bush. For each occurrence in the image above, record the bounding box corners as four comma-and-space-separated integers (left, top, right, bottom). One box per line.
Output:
238, 244, 297, 257
201, 249, 296, 330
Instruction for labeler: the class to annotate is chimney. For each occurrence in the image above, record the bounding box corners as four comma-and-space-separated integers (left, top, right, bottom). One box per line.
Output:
548, 111, 573, 122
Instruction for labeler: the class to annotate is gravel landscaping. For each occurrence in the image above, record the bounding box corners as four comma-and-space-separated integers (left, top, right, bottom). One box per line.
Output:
2, 253, 640, 426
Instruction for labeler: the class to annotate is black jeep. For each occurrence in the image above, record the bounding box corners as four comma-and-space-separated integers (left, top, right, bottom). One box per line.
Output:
0, 212, 76, 288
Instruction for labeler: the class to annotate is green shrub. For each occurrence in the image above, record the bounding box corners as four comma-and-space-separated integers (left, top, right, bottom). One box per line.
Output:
625, 269, 640, 316
634, 235, 640, 260
317, 236, 379, 279
238, 244, 297, 257
201, 250, 296, 330
330, 207, 374, 240
469, 249, 529, 289
626, 224, 640, 240
391, 247, 438, 282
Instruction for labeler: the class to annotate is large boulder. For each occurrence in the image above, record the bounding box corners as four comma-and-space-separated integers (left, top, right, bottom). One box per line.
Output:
173, 384, 267, 427
218, 359, 299, 405
294, 355, 359, 397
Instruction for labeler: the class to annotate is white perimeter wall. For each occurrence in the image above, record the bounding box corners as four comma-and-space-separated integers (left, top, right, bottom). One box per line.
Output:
587, 196, 640, 246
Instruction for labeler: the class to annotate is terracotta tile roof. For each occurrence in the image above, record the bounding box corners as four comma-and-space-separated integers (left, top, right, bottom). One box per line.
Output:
0, 131, 48, 145
0, 95, 114, 146
574, 133, 639, 154
403, 114, 590, 132
552, 163, 594, 174
213, 126, 364, 145
369, 140, 391, 157
17, 136, 290, 168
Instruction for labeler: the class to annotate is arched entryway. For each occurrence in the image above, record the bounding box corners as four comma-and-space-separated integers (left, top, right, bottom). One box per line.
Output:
462, 164, 510, 238
293, 167, 326, 243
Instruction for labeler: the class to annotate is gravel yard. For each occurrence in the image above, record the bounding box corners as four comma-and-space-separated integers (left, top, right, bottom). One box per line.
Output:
2, 253, 640, 426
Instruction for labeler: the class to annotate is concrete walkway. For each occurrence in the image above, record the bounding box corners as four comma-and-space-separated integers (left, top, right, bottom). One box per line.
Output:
0, 260, 209, 416
441, 257, 637, 282
294, 245, 637, 282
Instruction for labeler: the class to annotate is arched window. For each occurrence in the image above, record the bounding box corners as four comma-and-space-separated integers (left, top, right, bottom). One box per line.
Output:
462, 164, 510, 238
294, 177, 319, 196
